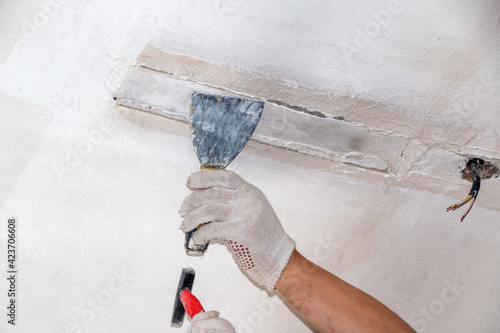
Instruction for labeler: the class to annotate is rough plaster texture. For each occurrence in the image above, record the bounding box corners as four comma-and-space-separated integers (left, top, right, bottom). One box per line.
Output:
1, 1, 499, 333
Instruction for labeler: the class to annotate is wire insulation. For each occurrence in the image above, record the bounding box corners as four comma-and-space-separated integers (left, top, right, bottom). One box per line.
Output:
446, 158, 482, 222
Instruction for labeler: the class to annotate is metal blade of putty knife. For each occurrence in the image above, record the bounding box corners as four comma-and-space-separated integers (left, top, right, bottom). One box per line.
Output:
185, 92, 264, 254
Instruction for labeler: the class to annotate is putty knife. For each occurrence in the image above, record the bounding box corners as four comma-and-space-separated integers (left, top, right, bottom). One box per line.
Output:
185, 92, 264, 254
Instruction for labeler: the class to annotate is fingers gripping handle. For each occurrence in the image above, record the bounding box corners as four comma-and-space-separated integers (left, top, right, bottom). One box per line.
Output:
185, 226, 209, 255
184, 166, 224, 255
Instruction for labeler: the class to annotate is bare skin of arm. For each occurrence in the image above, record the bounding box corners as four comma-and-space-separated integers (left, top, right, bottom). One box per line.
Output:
276, 250, 416, 333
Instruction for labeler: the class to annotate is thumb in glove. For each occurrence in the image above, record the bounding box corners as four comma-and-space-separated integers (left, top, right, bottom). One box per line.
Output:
188, 310, 236, 333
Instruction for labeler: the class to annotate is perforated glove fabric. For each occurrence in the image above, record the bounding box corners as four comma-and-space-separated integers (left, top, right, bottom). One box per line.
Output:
180, 170, 296, 291
188, 311, 236, 333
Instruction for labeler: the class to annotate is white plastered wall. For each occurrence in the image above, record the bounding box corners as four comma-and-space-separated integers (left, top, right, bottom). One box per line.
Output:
1, 1, 499, 332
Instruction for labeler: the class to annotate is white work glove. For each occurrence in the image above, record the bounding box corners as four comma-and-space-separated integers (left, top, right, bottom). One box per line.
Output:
188, 311, 235, 333
180, 170, 295, 292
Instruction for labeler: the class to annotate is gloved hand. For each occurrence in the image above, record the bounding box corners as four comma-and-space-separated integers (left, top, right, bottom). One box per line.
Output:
188, 311, 235, 333
180, 170, 296, 291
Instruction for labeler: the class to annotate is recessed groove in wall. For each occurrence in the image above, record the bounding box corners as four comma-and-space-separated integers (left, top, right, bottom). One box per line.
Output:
115, 44, 500, 180
136, 45, 426, 137
115, 66, 412, 172
116, 64, 500, 178
266, 99, 327, 118
136, 45, 500, 163
139, 62, 348, 123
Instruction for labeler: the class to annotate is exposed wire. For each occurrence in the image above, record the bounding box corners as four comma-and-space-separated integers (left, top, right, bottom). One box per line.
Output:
446, 158, 482, 222
446, 195, 473, 211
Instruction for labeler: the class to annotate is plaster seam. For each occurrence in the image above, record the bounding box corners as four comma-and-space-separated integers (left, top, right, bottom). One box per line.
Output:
137, 64, 412, 140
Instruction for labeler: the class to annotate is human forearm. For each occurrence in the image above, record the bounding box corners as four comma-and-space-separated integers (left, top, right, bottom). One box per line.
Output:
276, 250, 415, 333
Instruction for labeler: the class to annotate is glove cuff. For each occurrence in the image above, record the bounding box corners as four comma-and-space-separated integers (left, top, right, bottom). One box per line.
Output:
191, 310, 220, 322
262, 232, 296, 292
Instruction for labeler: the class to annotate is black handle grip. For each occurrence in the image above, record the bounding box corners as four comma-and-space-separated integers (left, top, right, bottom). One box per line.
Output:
185, 227, 209, 255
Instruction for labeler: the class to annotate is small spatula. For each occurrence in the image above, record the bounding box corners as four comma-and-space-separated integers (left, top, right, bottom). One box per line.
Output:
185, 92, 264, 254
